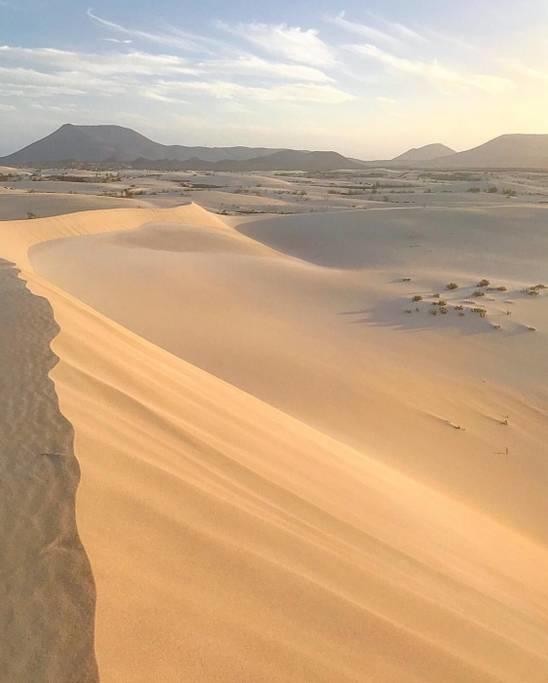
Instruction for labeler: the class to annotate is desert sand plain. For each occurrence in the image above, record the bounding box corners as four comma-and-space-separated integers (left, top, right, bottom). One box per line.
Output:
1, 167, 548, 682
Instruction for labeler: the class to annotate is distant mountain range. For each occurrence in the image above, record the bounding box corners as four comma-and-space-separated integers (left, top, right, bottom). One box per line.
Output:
2, 125, 548, 171
0, 124, 362, 171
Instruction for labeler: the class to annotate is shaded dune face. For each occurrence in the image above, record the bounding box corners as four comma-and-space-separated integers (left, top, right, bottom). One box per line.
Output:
0, 259, 98, 683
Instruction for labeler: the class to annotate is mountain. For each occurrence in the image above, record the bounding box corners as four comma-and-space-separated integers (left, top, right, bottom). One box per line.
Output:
428, 134, 548, 169
0, 124, 285, 165
393, 143, 456, 162
130, 150, 363, 172
0, 124, 361, 171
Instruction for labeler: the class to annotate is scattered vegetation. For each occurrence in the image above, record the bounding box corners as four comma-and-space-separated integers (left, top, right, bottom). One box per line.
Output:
477, 279, 490, 287
411, 295, 423, 302
446, 282, 458, 290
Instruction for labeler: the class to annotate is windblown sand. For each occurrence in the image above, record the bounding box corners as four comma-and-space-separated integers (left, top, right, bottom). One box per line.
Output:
1, 202, 547, 681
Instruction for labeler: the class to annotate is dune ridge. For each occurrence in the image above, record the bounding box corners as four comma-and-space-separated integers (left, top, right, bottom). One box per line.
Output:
1, 203, 548, 681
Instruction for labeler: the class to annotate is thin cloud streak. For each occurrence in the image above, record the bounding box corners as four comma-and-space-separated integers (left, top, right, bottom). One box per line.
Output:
218, 21, 335, 67
348, 43, 513, 93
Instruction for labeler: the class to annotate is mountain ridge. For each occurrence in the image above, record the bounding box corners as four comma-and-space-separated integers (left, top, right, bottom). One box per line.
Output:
393, 143, 456, 162
3, 125, 548, 171
0, 124, 362, 171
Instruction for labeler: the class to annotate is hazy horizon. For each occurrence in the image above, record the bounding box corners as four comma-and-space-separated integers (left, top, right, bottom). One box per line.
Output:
2, 0, 548, 157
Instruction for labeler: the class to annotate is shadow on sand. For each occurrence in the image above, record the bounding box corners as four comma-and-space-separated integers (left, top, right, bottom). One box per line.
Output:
0, 259, 99, 683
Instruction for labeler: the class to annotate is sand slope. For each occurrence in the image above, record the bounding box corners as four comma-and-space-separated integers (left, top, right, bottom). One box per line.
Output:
1, 203, 548, 681
0, 259, 97, 683
29, 206, 548, 540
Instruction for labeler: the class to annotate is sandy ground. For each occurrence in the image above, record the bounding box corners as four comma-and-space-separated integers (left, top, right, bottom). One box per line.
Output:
0, 190, 150, 220
1, 201, 548, 681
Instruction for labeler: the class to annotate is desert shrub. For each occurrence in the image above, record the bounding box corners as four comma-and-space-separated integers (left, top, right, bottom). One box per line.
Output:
467, 187, 481, 193
503, 188, 517, 196
446, 282, 458, 290
454, 305, 464, 311
412, 295, 422, 302
473, 290, 485, 297
487, 186, 498, 193
429, 308, 438, 316
26, 211, 37, 219
439, 306, 448, 314
432, 293, 440, 298
477, 279, 490, 287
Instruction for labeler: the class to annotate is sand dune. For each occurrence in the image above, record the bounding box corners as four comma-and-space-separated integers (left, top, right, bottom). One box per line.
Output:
1, 203, 548, 681
30, 205, 548, 539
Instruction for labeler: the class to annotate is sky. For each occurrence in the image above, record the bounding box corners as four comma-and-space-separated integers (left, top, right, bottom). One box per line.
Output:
1, 0, 548, 158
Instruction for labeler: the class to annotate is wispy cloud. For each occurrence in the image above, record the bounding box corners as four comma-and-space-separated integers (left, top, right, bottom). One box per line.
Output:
348, 43, 512, 93
379, 20, 427, 44
149, 80, 353, 104
103, 38, 133, 45
219, 21, 335, 67
0, 40, 348, 108
86, 8, 221, 54
329, 12, 403, 48
203, 55, 333, 83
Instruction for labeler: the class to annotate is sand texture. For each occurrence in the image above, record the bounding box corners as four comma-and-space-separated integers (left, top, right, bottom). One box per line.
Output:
1, 202, 547, 682
0, 259, 98, 682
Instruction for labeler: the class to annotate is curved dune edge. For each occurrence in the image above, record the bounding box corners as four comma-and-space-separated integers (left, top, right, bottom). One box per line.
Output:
1, 204, 548, 681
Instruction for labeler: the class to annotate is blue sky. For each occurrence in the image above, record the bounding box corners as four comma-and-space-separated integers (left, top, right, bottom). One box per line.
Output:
1, 0, 548, 157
